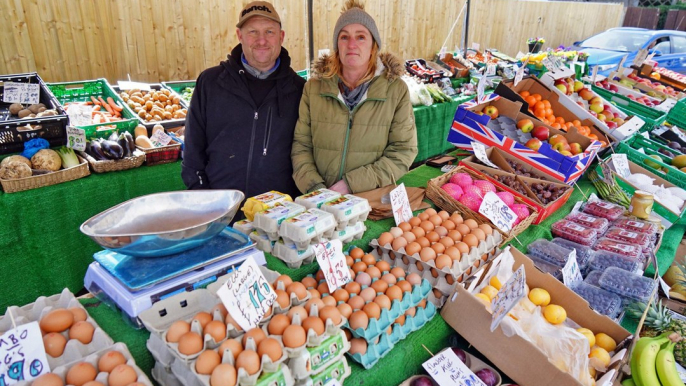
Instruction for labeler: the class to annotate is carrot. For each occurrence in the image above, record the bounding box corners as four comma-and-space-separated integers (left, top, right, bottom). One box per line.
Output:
99, 97, 114, 115
91, 96, 101, 106
92, 105, 101, 111
107, 97, 123, 112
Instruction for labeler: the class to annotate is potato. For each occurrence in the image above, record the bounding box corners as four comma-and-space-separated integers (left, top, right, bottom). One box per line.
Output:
0, 161, 32, 179
145, 101, 153, 110
163, 111, 172, 120
38, 106, 46, 113
28, 103, 45, 114
18, 109, 32, 118
130, 95, 144, 104
158, 94, 168, 103
9, 103, 23, 115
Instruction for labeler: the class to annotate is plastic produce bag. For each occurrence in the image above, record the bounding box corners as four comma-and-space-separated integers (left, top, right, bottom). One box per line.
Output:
401, 75, 432, 106
21, 138, 50, 159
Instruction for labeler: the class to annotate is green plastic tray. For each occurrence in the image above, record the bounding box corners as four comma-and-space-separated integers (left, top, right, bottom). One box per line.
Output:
667, 102, 686, 129
592, 85, 667, 131
160, 80, 196, 104
616, 140, 686, 190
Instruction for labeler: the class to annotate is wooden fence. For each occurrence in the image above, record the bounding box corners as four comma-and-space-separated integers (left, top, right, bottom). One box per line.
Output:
0, 0, 624, 84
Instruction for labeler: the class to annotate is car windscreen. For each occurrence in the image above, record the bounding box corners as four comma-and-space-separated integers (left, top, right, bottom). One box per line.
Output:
580, 30, 652, 52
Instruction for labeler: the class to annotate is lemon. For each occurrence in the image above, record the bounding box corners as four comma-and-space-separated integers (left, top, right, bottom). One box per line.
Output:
589, 346, 611, 368
589, 366, 596, 379
594, 333, 617, 352
480, 285, 499, 300
474, 293, 492, 306
528, 288, 551, 306
489, 276, 502, 290
543, 304, 567, 324
577, 328, 596, 348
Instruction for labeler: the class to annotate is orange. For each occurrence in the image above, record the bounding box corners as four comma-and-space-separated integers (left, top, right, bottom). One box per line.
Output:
532, 93, 542, 102
555, 117, 565, 124
535, 107, 546, 117
565, 122, 574, 129
520, 90, 530, 98
534, 101, 546, 110
542, 100, 551, 109
572, 119, 581, 128
525, 96, 537, 106
546, 114, 555, 122
551, 123, 562, 129
545, 108, 554, 117
588, 134, 598, 140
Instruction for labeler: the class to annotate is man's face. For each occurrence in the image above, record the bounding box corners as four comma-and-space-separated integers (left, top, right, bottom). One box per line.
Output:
237, 16, 284, 72
337, 24, 373, 71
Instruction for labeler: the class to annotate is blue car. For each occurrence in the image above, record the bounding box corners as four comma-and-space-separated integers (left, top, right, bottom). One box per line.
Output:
571, 27, 686, 76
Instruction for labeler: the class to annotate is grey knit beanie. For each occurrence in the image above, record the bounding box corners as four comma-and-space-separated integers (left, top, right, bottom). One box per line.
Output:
332, 6, 382, 51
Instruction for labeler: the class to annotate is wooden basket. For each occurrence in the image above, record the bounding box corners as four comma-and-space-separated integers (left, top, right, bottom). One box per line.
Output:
136, 140, 181, 166
80, 150, 146, 173
426, 166, 538, 244
0, 155, 90, 193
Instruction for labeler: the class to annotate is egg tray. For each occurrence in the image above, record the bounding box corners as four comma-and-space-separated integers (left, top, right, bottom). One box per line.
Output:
347, 301, 436, 369
152, 361, 184, 386
253, 201, 308, 241
330, 221, 366, 244
398, 350, 503, 386
233, 219, 255, 236
427, 289, 447, 308
278, 208, 338, 251
271, 240, 316, 269
241, 191, 294, 222
294, 188, 342, 210
15, 342, 152, 386
319, 194, 372, 231
286, 330, 351, 380
293, 356, 351, 386
261, 303, 348, 351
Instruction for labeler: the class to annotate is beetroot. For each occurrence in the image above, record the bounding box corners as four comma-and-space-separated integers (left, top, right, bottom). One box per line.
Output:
410, 376, 435, 386
475, 368, 499, 386
451, 347, 467, 364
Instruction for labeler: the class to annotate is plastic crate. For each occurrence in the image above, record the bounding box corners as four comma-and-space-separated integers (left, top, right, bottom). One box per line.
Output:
622, 135, 683, 166
47, 79, 140, 140
591, 85, 667, 131
616, 141, 686, 189
0, 73, 69, 155
110, 84, 189, 132
160, 80, 196, 104
667, 104, 686, 130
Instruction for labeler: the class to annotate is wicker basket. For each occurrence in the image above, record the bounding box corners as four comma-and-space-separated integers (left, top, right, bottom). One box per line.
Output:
80, 150, 146, 173
0, 155, 90, 193
426, 166, 538, 244
137, 140, 181, 166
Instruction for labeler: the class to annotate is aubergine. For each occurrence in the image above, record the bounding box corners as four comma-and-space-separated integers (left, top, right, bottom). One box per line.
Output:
101, 140, 124, 159
123, 131, 136, 155
108, 131, 120, 142
90, 140, 108, 160
118, 133, 131, 157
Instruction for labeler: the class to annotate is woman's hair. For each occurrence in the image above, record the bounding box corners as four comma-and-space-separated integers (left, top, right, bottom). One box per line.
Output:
322, 41, 379, 89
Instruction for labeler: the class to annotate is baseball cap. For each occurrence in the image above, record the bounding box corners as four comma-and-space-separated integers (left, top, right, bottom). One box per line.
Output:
236, 1, 281, 28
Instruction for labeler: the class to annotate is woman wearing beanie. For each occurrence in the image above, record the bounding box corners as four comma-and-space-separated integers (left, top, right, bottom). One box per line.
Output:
291, 0, 418, 194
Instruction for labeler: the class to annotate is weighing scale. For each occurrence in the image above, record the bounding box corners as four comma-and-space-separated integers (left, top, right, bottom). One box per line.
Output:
84, 227, 265, 327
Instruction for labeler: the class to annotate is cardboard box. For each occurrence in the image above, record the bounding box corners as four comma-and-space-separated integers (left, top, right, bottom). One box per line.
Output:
638, 64, 686, 91
446, 94, 601, 184
441, 248, 632, 386
608, 68, 686, 101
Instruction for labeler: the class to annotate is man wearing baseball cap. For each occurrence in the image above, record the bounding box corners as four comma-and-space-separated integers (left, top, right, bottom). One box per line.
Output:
182, 1, 305, 204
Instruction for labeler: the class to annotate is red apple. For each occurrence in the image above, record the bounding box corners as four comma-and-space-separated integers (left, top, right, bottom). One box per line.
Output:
483, 105, 499, 119
606, 121, 618, 129
549, 134, 568, 147
589, 96, 603, 105
559, 150, 573, 156
552, 142, 567, 152
525, 138, 542, 151
602, 110, 615, 119
589, 110, 598, 118
555, 83, 567, 94
569, 143, 583, 155
517, 119, 534, 133
532, 126, 550, 141
597, 113, 607, 122
579, 89, 594, 101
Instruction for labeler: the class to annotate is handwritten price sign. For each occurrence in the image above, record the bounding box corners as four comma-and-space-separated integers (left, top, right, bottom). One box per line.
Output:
423, 348, 486, 386
2, 82, 40, 104
471, 142, 498, 169
66, 126, 87, 152
390, 183, 413, 226
216, 257, 276, 331
478, 192, 517, 232
611, 154, 631, 179
0, 322, 50, 385
562, 250, 582, 288
313, 239, 351, 294
491, 265, 526, 332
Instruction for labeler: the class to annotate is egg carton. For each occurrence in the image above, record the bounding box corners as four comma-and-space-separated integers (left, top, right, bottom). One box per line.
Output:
253, 201, 308, 241
330, 221, 366, 244
250, 231, 276, 253
261, 303, 347, 350
345, 329, 394, 369
386, 300, 437, 346
266, 276, 313, 308
152, 361, 184, 386
242, 191, 293, 222
294, 189, 342, 210
278, 209, 337, 251
293, 355, 351, 386
17, 342, 152, 386
426, 288, 447, 308
272, 240, 316, 269
233, 219, 256, 236
320, 194, 371, 230
45, 323, 115, 369
286, 330, 351, 380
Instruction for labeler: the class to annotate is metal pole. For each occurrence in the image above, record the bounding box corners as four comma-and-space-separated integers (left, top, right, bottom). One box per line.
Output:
308, 0, 314, 66
464, 0, 470, 59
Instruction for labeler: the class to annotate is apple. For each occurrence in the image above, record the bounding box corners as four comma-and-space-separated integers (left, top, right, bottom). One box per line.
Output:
525, 138, 542, 151
483, 105, 499, 119
549, 134, 568, 147
532, 126, 550, 141
609, 85, 619, 92
517, 119, 534, 133
597, 113, 607, 122
589, 103, 604, 113
606, 121, 618, 129
602, 110, 615, 119
603, 104, 612, 111
569, 143, 583, 155
589, 110, 598, 118
573, 80, 584, 92
475, 111, 484, 115
627, 94, 635, 100
589, 96, 603, 105
555, 83, 567, 94
579, 88, 594, 101
559, 150, 573, 156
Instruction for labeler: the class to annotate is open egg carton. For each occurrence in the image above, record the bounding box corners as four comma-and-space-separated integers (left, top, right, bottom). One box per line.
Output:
0, 288, 114, 369
20, 342, 152, 386
293, 354, 351, 386
285, 330, 351, 381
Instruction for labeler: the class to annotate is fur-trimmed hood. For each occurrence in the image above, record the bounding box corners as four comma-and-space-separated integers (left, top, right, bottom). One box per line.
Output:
310, 52, 405, 81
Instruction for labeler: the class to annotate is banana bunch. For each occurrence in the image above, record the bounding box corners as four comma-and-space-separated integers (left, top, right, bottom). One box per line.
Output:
625, 332, 685, 386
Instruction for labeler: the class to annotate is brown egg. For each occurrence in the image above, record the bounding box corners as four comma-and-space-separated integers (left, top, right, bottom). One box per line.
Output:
398, 222, 412, 232
416, 237, 431, 248
362, 254, 376, 266
317, 305, 341, 325
411, 227, 426, 239
426, 231, 440, 243
193, 312, 213, 329
287, 306, 308, 323
236, 350, 261, 375
305, 297, 325, 314
374, 294, 392, 310
463, 234, 478, 248
218, 339, 243, 361
386, 285, 403, 302
362, 302, 381, 320
434, 226, 448, 238
32, 373, 65, 386
439, 236, 455, 248
66, 362, 97, 386
204, 320, 227, 342
390, 267, 405, 279
261, 303, 273, 322
274, 289, 290, 309
359, 287, 377, 302
282, 325, 307, 348
317, 282, 330, 296
402, 231, 417, 243
332, 289, 350, 303
321, 295, 337, 307
178, 332, 203, 355
419, 247, 436, 262
346, 255, 354, 267
479, 224, 493, 236
40, 309, 74, 333
429, 214, 443, 226
348, 295, 365, 310
431, 268, 440, 278
375, 260, 391, 273
397, 280, 413, 293
406, 273, 422, 286
418, 299, 428, 308
308, 288, 321, 299
344, 281, 361, 295
166, 320, 191, 343
418, 212, 430, 221
405, 307, 417, 317
377, 232, 394, 247
286, 282, 308, 301
450, 213, 464, 224
446, 275, 455, 285
352, 261, 368, 274
408, 217, 422, 227
436, 254, 453, 270
391, 236, 408, 252
242, 328, 266, 347
424, 208, 438, 216
301, 276, 317, 289
365, 266, 382, 280
349, 338, 368, 355
471, 228, 486, 242
447, 230, 463, 242
435, 210, 448, 220
456, 224, 471, 236
355, 272, 372, 286
349, 311, 369, 330
268, 314, 290, 335
381, 273, 397, 285
273, 274, 292, 288
109, 364, 138, 386
403, 242, 421, 257
455, 242, 470, 255
349, 247, 365, 260
302, 316, 325, 335
68, 307, 88, 323
431, 243, 446, 255
43, 332, 67, 357
336, 303, 353, 320
420, 220, 435, 233
316, 270, 326, 282
445, 246, 462, 261
395, 315, 406, 326
442, 219, 456, 230
97, 350, 127, 373
464, 219, 479, 230
210, 364, 237, 386
196, 350, 221, 375
371, 279, 388, 294
257, 338, 282, 362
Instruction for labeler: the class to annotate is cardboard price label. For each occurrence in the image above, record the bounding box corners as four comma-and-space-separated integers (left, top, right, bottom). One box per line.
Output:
66, 103, 94, 127
476, 75, 487, 103
390, 183, 413, 226
117, 81, 151, 91
471, 141, 498, 169
0, 322, 50, 385
591, 65, 599, 84
216, 257, 276, 331
611, 154, 631, 179
66, 126, 87, 152
562, 250, 582, 288
313, 239, 351, 293
478, 192, 517, 232
150, 130, 172, 147
486, 63, 497, 76
423, 348, 486, 386
2, 82, 40, 104
491, 265, 526, 332
514, 65, 525, 87
616, 54, 629, 73
633, 49, 648, 67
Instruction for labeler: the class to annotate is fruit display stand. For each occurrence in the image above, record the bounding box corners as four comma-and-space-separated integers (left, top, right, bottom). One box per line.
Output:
636, 63, 686, 92
590, 84, 669, 131
618, 136, 686, 192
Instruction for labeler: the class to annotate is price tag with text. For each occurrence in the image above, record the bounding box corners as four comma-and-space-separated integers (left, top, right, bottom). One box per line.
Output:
66, 103, 94, 127
2, 82, 40, 104
66, 126, 87, 152
0, 322, 50, 385
514, 65, 526, 87
313, 239, 351, 293
542, 57, 555, 71
491, 265, 526, 331
476, 75, 487, 103
439, 46, 447, 60
659, 276, 671, 299
591, 65, 599, 84
390, 183, 413, 226
216, 258, 276, 331
150, 129, 173, 147
616, 54, 629, 73
645, 52, 656, 64
562, 250, 582, 288
423, 348, 486, 386
611, 154, 631, 179
486, 63, 497, 76
471, 141, 498, 169
478, 192, 517, 232
633, 49, 648, 67
117, 81, 152, 91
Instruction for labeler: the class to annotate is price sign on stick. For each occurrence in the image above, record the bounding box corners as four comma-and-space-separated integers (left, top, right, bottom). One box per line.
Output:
514, 64, 526, 87
66, 126, 87, 152
2, 82, 40, 104
476, 75, 487, 103
479, 192, 517, 232
471, 141, 498, 169
591, 65, 600, 84
313, 239, 351, 293
616, 54, 629, 73
423, 348, 487, 386
486, 63, 497, 76
611, 154, 631, 179
562, 250, 583, 288
491, 265, 526, 332
216, 257, 276, 331
150, 130, 172, 147
117, 80, 151, 91
390, 183, 413, 226
0, 322, 50, 385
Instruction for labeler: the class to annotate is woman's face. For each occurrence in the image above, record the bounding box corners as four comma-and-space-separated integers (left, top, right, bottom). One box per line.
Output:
337, 24, 373, 72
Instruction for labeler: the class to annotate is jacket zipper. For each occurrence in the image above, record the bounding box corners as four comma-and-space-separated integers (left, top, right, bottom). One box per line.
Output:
338, 110, 353, 181
245, 111, 258, 193
263, 107, 272, 156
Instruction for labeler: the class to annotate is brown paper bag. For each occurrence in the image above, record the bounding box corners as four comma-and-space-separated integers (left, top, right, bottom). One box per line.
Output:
355, 184, 431, 221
